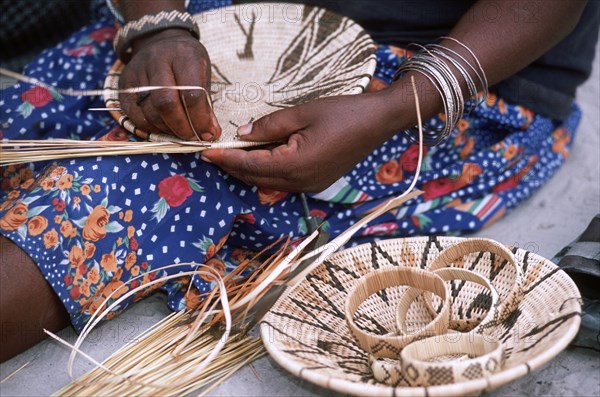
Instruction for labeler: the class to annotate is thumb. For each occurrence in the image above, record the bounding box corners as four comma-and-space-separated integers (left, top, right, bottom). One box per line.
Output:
238, 107, 306, 142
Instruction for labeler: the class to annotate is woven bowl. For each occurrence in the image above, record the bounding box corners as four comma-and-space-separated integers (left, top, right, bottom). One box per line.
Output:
103, 2, 377, 141
260, 236, 582, 396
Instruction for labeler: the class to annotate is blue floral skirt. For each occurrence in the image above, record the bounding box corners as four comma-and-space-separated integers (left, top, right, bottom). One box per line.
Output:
0, 1, 580, 332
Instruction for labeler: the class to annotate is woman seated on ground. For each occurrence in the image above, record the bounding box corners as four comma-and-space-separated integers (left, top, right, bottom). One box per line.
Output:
0, 0, 598, 362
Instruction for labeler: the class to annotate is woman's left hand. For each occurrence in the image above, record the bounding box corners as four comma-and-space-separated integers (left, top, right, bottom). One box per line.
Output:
201, 91, 402, 192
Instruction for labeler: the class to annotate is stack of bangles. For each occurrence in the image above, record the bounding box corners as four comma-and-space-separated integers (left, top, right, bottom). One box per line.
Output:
394, 37, 488, 146
344, 238, 522, 387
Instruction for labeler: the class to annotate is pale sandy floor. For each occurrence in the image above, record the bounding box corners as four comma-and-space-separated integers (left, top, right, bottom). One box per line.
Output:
1, 46, 599, 397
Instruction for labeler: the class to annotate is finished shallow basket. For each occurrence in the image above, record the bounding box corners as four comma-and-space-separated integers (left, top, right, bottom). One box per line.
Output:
104, 2, 377, 142
260, 236, 582, 397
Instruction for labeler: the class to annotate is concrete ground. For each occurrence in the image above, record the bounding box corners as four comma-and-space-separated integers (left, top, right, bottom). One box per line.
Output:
1, 47, 599, 397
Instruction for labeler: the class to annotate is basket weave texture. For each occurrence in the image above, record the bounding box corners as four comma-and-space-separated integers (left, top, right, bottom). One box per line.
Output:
260, 236, 582, 397
104, 2, 377, 142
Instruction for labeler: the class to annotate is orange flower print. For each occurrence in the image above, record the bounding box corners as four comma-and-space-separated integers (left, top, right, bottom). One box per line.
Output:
102, 280, 128, 299
98, 126, 129, 141
456, 163, 483, 186
200, 258, 227, 282
457, 119, 469, 133
49, 166, 66, 179
19, 167, 33, 181
87, 266, 100, 284
69, 245, 85, 268
504, 144, 518, 160
40, 178, 53, 191
498, 98, 506, 114
486, 92, 497, 107
20, 178, 34, 189
0, 202, 28, 231
125, 251, 136, 270
205, 244, 216, 260
127, 225, 135, 239
123, 209, 133, 223
366, 77, 389, 93
257, 188, 288, 206
73, 196, 81, 205
79, 279, 92, 297
93, 184, 101, 193
60, 220, 76, 238
552, 128, 571, 158
10, 175, 21, 189
131, 265, 140, 277
87, 297, 106, 315
82, 205, 109, 241
43, 228, 59, 249
390, 46, 407, 58
460, 136, 476, 160
54, 215, 62, 224
80, 185, 91, 196
28, 215, 48, 236
7, 190, 19, 200
376, 160, 404, 184
100, 253, 118, 273
56, 174, 73, 190
83, 242, 96, 259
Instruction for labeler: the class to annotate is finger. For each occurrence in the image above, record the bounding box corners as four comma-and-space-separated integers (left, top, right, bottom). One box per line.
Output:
123, 73, 169, 134
203, 145, 294, 177
145, 60, 198, 141
173, 59, 222, 141
237, 106, 307, 143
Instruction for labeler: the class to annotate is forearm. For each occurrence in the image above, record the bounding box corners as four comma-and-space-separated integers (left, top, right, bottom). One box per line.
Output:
379, 0, 587, 138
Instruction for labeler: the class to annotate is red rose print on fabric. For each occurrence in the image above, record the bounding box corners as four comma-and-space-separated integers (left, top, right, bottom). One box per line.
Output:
18, 86, 62, 118
151, 175, 203, 222
158, 175, 193, 207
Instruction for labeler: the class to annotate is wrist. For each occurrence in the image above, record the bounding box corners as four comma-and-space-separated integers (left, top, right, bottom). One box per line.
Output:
131, 28, 197, 54
377, 72, 444, 136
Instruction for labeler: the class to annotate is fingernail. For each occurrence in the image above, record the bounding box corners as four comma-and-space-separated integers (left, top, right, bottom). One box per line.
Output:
201, 132, 214, 141
237, 123, 253, 136
201, 155, 212, 163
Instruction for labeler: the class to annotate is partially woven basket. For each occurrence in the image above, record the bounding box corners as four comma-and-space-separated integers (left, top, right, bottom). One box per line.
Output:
260, 236, 582, 396
104, 2, 377, 142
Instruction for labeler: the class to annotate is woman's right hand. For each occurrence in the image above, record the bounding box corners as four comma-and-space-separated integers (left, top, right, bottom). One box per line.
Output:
119, 28, 221, 141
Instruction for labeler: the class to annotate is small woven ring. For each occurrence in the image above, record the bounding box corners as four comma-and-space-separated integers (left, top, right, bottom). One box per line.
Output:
420, 268, 500, 333
400, 332, 505, 387
428, 238, 523, 322
113, 10, 201, 63
345, 267, 450, 359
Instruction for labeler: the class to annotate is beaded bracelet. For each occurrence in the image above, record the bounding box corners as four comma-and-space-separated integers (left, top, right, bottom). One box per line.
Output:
113, 10, 201, 63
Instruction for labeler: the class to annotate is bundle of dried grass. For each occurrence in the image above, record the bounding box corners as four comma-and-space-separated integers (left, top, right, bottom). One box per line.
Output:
48, 236, 319, 396
0, 139, 266, 166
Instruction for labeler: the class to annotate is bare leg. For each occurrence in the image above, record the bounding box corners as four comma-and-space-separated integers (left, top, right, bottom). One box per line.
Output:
0, 235, 70, 362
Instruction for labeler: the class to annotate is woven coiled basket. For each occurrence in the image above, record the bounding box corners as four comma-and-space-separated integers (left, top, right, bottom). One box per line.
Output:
260, 236, 582, 397
104, 2, 377, 142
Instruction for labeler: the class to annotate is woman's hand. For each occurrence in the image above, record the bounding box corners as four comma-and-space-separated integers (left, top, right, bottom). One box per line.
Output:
201, 90, 405, 192
119, 28, 221, 141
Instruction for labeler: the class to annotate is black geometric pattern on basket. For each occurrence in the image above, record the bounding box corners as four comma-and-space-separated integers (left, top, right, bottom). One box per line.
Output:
426, 366, 455, 385
404, 363, 419, 382
266, 7, 375, 108
462, 362, 484, 380
260, 238, 582, 393
369, 341, 401, 357
485, 357, 499, 373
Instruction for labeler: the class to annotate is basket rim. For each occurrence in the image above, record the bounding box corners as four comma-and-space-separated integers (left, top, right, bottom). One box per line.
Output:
103, 2, 378, 141
259, 236, 582, 397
